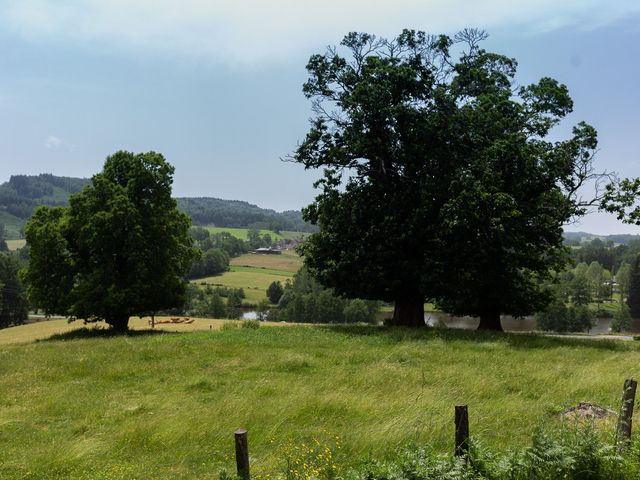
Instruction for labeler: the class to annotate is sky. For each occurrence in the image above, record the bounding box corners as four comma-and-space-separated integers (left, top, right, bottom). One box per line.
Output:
0, 0, 639, 234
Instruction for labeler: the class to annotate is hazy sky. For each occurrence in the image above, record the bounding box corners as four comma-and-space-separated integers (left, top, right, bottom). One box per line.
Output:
0, 1, 639, 234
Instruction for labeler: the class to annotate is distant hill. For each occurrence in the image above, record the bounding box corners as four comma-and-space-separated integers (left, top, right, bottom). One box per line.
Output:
0, 174, 90, 238
0, 174, 314, 239
563, 231, 640, 245
176, 197, 314, 233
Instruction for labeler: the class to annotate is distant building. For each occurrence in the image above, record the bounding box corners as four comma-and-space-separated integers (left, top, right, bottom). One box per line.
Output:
254, 247, 282, 255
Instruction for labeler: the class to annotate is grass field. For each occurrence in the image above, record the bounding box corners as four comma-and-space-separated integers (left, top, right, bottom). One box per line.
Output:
195, 270, 293, 304
230, 250, 302, 274
5, 239, 26, 251
202, 227, 309, 242
194, 250, 301, 304
204, 226, 284, 241
0, 323, 639, 479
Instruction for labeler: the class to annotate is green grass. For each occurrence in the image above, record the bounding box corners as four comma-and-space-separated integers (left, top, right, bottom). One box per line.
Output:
0, 211, 24, 240
204, 226, 284, 241
195, 250, 302, 304
195, 270, 292, 304
0, 324, 638, 479
230, 250, 303, 274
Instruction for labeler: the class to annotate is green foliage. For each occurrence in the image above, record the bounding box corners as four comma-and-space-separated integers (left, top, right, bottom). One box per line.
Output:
0, 224, 7, 252
628, 255, 640, 319
176, 197, 316, 232
267, 280, 284, 304
616, 262, 632, 303
276, 268, 379, 324
611, 303, 632, 333
293, 29, 600, 329
241, 319, 260, 329
23, 151, 198, 331
343, 426, 636, 480
0, 174, 89, 222
0, 254, 28, 328
569, 273, 592, 306
188, 248, 230, 278
185, 284, 245, 319
536, 300, 595, 333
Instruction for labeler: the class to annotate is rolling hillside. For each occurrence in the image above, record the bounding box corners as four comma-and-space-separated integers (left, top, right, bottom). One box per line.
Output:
0, 174, 314, 239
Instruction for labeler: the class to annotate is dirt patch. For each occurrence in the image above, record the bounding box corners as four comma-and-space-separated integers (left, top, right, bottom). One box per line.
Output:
561, 402, 616, 421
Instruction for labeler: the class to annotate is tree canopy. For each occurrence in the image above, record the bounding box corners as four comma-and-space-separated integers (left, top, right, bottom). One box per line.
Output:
23, 151, 198, 331
292, 29, 600, 330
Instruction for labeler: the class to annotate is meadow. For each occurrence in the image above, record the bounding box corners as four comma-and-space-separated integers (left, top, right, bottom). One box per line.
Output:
194, 250, 301, 304
5, 239, 26, 251
1, 321, 639, 479
203, 227, 307, 242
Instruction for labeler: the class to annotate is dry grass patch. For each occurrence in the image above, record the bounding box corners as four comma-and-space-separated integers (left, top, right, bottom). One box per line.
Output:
230, 250, 302, 273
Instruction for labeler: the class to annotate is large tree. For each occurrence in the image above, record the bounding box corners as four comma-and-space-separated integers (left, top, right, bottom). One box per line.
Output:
23, 151, 198, 331
292, 30, 599, 330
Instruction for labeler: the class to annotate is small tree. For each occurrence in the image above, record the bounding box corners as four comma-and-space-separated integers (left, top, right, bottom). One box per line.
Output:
628, 255, 640, 319
0, 254, 28, 328
611, 303, 632, 332
569, 274, 592, 306
616, 262, 632, 303
343, 299, 371, 324
267, 280, 284, 304
23, 151, 198, 331
0, 224, 7, 252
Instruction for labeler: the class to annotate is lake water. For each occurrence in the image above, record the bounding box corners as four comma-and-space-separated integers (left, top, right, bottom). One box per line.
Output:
243, 309, 640, 334
423, 311, 640, 334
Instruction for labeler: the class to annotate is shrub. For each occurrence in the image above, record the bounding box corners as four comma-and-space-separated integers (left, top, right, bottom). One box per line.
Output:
536, 301, 594, 333
611, 303, 632, 333
241, 319, 260, 329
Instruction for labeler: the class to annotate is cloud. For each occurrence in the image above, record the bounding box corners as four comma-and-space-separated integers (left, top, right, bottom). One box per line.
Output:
44, 135, 62, 149
3, 1, 640, 65
44, 134, 75, 151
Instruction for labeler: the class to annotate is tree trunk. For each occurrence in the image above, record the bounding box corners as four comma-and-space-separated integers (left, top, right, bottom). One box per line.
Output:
390, 295, 425, 327
107, 315, 130, 332
477, 311, 503, 331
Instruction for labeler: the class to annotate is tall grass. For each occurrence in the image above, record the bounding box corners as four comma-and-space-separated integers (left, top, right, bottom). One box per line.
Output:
1, 325, 639, 479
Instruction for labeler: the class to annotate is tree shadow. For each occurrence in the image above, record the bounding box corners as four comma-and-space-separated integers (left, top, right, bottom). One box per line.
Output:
37, 326, 178, 342
321, 324, 636, 352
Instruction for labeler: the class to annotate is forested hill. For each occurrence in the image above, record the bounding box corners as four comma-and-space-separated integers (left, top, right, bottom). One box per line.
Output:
0, 174, 314, 238
563, 231, 640, 245
0, 174, 90, 238
175, 197, 314, 232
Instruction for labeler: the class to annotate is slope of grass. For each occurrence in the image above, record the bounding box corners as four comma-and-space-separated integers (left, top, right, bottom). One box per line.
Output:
195, 250, 302, 304
0, 324, 638, 479
204, 226, 284, 241
195, 270, 292, 304
0, 211, 24, 239
230, 250, 302, 274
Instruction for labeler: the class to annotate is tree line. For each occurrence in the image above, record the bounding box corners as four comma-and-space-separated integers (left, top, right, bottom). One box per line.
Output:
186, 226, 276, 279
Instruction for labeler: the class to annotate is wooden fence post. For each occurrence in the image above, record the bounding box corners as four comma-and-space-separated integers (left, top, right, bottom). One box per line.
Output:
454, 405, 469, 457
235, 428, 250, 479
616, 379, 638, 453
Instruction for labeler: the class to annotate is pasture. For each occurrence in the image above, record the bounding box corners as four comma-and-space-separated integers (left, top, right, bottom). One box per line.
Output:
204, 227, 283, 241
194, 250, 301, 304
5, 239, 26, 251
1, 323, 639, 479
